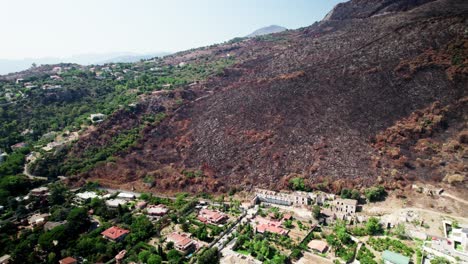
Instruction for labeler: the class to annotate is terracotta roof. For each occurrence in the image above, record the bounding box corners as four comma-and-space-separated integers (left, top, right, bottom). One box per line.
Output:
256, 224, 288, 235
307, 240, 328, 253
101, 226, 130, 240
59, 257, 77, 264
199, 209, 227, 223
166, 232, 194, 249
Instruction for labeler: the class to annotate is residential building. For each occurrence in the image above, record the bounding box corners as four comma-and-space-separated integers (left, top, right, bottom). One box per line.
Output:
255, 188, 309, 207
254, 216, 288, 236
197, 209, 228, 224
75, 191, 99, 202
307, 240, 329, 253
101, 226, 130, 242
30, 187, 49, 196
256, 224, 289, 236
117, 192, 135, 200
331, 198, 358, 214
106, 199, 128, 208
147, 204, 169, 216
28, 213, 50, 227
10, 142, 27, 150
59, 257, 77, 264
166, 232, 195, 253
450, 227, 468, 252
382, 250, 410, 264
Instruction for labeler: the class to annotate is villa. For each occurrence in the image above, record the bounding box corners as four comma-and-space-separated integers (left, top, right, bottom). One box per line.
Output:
101, 226, 130, 242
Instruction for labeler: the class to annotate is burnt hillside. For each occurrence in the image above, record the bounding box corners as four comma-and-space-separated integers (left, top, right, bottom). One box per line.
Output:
56, 0, 467, 193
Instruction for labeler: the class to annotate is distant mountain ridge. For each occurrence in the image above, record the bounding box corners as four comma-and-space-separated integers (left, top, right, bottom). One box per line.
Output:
246, 25, 287, 37
0, 52, 171, 75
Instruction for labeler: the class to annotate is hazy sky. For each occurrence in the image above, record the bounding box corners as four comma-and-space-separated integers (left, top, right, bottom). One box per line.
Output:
0, 0, 345, 59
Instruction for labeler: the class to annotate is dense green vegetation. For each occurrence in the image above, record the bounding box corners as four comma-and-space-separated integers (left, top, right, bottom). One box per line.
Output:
326, 221, 357, 262
0, 147, 38, 205
0, 56, 236, 180
368, 237, 414, 257
234, 224, 289, 264
364, 186, 387, 202
289, 177, 310, 191
340, 188, 360, 200
356, 245, 377, 264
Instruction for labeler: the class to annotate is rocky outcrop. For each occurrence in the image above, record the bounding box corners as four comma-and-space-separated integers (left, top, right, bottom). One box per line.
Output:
323, 0, 438, 20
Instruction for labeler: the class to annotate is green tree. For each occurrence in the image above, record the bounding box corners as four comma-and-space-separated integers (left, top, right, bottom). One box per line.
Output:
289, 177, 306, 191
312, 205, 321, 220
167, 249, 182, 264
365, 217, 383, 235
49, 183, 68, 206
393, 223, 406, 239
138, 250, 151, 263
198, 247, 219, 264
341, 189, 352, 199
66, 207, 90, 235
430, 256, 451, 264
147, 254, 162, 264
365, 186, 386, 202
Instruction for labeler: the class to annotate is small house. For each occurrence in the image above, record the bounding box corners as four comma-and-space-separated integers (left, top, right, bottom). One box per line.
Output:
147, 204, 169, 216
197, 209, 228, 224
101, 226, 130, 242
307, 240, 329, 253
166, 232, 195, 253
59, 257, 77, 264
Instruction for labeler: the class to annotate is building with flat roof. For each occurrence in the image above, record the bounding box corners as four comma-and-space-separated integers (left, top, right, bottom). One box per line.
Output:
331, 198, 358, 214
147, 204, 169, 216
106, 198, 127, 208
382, 250, 410, 264
307, 240, 329, 253
30, 187, 49, 196
255, 188, 309, 207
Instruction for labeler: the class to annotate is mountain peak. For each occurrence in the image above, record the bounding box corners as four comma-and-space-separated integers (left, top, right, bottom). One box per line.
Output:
246, 25, 287, 38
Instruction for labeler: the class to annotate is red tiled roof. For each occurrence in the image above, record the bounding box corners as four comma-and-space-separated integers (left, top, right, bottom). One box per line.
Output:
167, 232, 194, 250
199, 209, 227, 223
256, 224, 288, 235
59, 257, 77, 264
101, 226, 130, 240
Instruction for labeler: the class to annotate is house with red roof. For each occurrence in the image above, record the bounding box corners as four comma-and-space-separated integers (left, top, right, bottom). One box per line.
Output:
166, 232, 195, 253
256, 224, 289, 236
197, 209, 228, 224
101, 226, 130, 242
254, 216, 289, 236
59, 257, 77, 264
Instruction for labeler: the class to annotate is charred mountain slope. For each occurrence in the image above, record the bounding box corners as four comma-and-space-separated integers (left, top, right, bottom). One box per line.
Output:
59, 0, 467, 193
